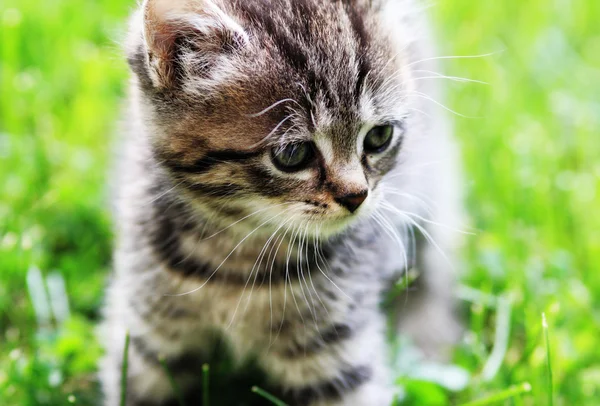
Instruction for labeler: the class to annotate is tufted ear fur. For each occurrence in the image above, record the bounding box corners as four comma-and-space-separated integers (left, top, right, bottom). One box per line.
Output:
142, 0, 248, 89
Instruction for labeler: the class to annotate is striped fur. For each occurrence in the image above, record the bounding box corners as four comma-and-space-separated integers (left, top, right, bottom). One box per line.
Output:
101, 0, 464, 404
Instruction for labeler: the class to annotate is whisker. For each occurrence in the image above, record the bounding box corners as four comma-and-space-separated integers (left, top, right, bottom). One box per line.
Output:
225, 232, 275, 330
268, 217, 297, 346
143, 180, 186, 206
308, 225, 335, 322
406, 51, 503, 69
372, 211, 413, 293
380, 199, 473, 235
226, 214, 296, 330
166, 207, 294, 297
406, 107, 433, 119
411, 69, 489, 85
382, 207, 455, 271
269, 222, 300, 349
380, 187, 436, 218
201, 202, 290, 240
384, 202, 473, 235
312, 235, 353, 301
296, 222, 319, 331
409, 90, 480, 119
372, 212, 409, 273
282, 224, 306, 335
249, 113, 298, 149
246, 98, 302, 118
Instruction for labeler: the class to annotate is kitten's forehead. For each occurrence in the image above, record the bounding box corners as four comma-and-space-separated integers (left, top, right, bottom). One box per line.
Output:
231, 0, 390, 132
132, 0, 405, 154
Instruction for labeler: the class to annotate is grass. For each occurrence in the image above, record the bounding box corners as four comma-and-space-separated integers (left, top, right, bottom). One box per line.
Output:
542, 313, 554, 406
120, 332, 130, 406
1, 0, 599, 404
251, 387, 289, 406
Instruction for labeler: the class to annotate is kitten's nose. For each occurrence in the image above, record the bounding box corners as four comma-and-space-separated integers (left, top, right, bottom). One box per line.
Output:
335, 191, 368, 213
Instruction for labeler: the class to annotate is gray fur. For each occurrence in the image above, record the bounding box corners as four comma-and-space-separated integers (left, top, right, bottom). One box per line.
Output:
101, 0, 463, 404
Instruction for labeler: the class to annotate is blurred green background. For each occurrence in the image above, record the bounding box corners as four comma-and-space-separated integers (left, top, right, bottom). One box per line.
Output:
1, 0, 598, 405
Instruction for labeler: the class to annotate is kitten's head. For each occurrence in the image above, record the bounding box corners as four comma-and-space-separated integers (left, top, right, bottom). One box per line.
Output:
129, 0, 418, 237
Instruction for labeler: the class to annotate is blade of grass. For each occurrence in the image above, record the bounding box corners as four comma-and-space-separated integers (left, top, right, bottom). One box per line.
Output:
460, 382, 532, 406
481, 296, 512, 381
158, 356, 187, 406
251, 386, 288, 406
202, 364, 209, 406
455, 284, 498, 308
120, 331, 131, 406
542, 313, 554, 406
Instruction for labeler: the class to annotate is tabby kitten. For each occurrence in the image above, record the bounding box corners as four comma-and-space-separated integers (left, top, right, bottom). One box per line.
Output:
100, 0, 463, 405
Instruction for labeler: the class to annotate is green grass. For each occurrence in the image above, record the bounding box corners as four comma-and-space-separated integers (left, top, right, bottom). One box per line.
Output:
1, 0, 599, 404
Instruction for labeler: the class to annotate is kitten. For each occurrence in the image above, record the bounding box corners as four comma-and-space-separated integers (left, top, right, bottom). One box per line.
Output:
100, 0, 463, 405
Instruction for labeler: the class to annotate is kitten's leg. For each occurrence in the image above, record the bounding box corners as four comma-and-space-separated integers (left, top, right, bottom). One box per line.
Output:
396, 232, 462, 359
101, 329, 189, 406
259, 316, 395, 406
396, 127, 464, 359
100, 281, 208, 406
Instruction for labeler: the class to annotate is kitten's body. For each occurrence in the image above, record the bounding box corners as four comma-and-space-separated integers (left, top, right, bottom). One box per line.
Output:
101, 0, 462, 405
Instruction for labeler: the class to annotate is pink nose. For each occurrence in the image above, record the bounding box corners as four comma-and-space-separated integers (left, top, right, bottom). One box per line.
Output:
335, 191, 368, 213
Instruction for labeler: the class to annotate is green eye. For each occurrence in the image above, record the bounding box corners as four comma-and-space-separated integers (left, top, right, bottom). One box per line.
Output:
271, 142, 314, 172
364, 125, 394, 153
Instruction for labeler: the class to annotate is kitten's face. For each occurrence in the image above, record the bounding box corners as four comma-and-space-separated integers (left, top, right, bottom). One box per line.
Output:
130, 0, 414, 237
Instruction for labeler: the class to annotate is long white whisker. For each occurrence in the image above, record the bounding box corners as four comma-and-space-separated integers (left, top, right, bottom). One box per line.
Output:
269, 222, 300, 349
284, 224, 306, 330
167, 207, 293, 296
226, 213, 297, 330
411, 69, 489, 85
373, 212, 409, 273
143, 180, 185, 206
296, 222, 318, 329
409, 90, 479, 119
308, 225, 334, 324
268, 217, 297, 346
246, 98, 302, 118
201, 202, 290, 240
385, 208, 454, 271
381, 187, 436, 216
225, 227, 276, 330
406, 51, 502, 69
313, 239, 353, 301
249, 114, 297, 149
381, 200, 473, 235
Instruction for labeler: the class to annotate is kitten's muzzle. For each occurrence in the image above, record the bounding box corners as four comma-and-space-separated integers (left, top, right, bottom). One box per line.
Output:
335, 191, 368, 214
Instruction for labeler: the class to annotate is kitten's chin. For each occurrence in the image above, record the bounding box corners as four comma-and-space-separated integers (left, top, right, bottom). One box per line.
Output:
314, 213, 370, 238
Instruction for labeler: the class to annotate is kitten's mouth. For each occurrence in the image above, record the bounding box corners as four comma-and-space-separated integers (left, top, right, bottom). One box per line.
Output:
296, 205, 374, 237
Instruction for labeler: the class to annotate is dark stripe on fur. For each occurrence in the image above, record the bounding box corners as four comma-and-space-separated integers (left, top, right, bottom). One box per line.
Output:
343, 2, 373, 97
165, 149, 261, 174
147, 177, 332, 286
277, 365, 373, 405
150, 211, 241, 282
129, 295, 192, 327
246, 165, 288, 197
235, 1, 340, 109
130, 335, 207, 374
183, 181, 244, 198
284, 323, 354, 358
236, 2, 310, 73
149, 197, 317, 284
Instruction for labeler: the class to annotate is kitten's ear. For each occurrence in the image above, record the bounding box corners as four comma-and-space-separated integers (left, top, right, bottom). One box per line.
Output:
141, 0, 248, 89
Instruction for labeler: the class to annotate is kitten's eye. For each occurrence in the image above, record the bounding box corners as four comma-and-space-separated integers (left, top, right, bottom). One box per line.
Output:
364, 125, 394, 153
271, 142, 314, 172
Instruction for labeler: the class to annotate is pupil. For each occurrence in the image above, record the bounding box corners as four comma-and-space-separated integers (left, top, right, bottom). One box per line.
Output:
272, 142, 312, 171
365, 125, 393, 152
